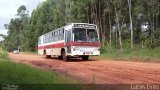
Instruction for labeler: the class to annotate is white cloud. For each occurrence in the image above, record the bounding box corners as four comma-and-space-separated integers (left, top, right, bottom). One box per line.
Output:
0, 0, 46, 35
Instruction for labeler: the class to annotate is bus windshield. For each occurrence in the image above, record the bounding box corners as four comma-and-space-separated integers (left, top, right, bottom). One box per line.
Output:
73, 28, 99, 42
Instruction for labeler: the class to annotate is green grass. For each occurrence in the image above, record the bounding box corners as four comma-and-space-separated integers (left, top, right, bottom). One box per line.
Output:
0, 52, 82, 90
96, 48, 160, 63
0, 62, 74, 84
0, 51, 8, 61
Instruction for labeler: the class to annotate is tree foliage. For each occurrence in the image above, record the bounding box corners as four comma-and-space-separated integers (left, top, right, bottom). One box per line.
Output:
2, 0, 160, 51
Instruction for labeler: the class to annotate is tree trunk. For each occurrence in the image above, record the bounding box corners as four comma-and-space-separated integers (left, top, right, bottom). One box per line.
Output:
115, 7, 122, 51
152, 14, 155, 48
128, 0, 133, 49
109, 5, 112, 48
98, 1, 105, 46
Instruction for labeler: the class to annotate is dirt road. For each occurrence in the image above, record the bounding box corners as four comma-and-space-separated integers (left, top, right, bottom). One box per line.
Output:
9, 53, 160, 84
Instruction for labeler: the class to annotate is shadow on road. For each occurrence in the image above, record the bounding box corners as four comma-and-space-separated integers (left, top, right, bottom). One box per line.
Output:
43, 56, 97, 62
68, 58, 97, 62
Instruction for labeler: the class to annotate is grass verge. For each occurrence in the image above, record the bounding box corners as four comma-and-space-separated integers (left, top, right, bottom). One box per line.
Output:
0, 52, 82, 90
94, 48, 160, 63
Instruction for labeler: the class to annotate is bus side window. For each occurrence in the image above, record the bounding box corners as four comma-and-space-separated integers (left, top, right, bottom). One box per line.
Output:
44, 35, 46, 43
59, 29, 64, 34
55, 31, 58, 41
58, 29, 64, 40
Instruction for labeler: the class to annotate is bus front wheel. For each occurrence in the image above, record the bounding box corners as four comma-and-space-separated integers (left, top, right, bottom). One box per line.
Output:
82, 55, 89, 60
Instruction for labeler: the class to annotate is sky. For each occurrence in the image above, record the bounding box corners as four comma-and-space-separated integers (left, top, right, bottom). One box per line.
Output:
0, 0, 46, 36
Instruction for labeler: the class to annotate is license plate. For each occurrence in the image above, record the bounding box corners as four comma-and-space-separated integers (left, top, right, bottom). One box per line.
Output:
85, 52, 92, 54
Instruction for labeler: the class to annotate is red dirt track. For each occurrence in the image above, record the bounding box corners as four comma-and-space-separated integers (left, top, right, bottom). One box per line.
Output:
9, 53, 160, 84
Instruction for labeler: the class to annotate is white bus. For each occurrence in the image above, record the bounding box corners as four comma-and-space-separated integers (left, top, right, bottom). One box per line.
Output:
38, 23, 100, 61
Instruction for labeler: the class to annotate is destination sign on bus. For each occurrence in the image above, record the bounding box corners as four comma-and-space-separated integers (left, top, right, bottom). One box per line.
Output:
73, 24, 96, 28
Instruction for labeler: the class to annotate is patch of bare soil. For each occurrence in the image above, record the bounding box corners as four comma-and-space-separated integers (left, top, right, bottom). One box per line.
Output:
9, 53, 160, 84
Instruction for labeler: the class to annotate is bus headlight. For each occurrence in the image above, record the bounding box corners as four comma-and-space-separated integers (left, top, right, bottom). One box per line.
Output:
93, 49, 99, 51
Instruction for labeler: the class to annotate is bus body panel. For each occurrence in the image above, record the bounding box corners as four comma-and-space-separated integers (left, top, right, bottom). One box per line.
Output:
38, 23, 100, 57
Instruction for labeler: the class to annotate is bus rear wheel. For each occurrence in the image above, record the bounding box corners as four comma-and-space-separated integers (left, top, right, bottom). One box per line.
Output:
44, 50, 51, 59
82, 55, 89, 60
46, 55, 51, 59
58, 56, 62, 59
62, 51, 68, 61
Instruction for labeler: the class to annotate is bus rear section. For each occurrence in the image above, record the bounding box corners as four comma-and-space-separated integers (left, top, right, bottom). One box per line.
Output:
38, 23, 100, 61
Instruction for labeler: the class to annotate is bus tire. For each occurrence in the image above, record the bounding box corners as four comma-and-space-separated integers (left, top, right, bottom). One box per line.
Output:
62, 51, 68, 61
58, 56, 62, 59
82, 55, 89, 60
44, 50, 51, 59
46, 55, 51, 59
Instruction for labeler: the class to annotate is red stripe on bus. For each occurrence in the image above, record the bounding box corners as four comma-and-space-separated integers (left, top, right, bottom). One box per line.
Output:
38, 42, 100, 49
38, 43, 64, 49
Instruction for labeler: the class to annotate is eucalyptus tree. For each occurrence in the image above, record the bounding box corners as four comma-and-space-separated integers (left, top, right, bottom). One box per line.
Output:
139, 0, 159, 48
127, 0, 133, 49
17, 5, 29, 50
110, 0, 128, 51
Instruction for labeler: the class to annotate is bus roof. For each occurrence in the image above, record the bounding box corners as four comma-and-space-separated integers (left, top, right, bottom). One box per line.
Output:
39, 23, 97, 37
